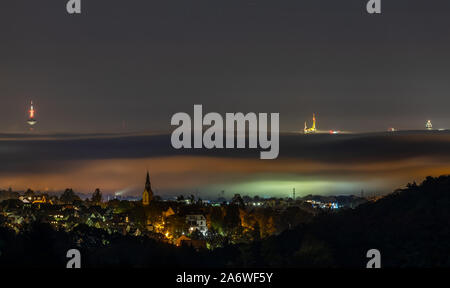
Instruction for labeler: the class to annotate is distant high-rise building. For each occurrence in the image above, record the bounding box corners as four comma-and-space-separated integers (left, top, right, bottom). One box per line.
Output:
426, 120, 433, 130
304, 113, 317, 134
27, 101, 37, 126
142, 171, 153, 206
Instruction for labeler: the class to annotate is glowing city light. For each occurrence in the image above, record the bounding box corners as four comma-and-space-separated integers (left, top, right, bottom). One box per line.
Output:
27, 101, 37, 126
304, 113, 317, 134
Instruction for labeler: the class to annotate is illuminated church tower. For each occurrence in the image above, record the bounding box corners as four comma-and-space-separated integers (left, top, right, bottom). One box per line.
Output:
142, 171, 153, 206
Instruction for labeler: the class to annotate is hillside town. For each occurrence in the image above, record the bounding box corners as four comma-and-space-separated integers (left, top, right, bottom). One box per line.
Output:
0, 172, 367, 250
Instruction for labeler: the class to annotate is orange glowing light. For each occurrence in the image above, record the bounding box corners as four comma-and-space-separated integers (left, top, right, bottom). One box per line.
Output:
29, 102, 35, 119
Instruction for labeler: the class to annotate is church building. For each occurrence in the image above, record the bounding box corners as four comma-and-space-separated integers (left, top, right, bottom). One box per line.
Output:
142, 171, 154, 206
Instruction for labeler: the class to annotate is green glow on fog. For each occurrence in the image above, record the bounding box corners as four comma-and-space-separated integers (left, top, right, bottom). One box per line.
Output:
205, 178, 365, 198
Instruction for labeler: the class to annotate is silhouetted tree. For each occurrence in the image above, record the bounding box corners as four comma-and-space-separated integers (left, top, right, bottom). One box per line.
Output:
231, 194, 245, 208
91, 188, 102, 204
60, 188, 80, 204
24, 189, 34, 198
224, 205, 241, 235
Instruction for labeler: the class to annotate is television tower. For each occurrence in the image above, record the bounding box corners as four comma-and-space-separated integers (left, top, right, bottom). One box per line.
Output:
27, 101, 37, 126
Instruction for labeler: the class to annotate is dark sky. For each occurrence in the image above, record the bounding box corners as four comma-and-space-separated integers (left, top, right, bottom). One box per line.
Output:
1, 0, 450, 133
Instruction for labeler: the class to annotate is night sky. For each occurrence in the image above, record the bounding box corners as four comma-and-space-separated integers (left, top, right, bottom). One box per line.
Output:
1, 0, 450, 198
2, 0, 450, 132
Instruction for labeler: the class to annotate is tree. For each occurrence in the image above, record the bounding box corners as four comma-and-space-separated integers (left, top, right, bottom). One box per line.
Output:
231, 194, 245, 208
242, 195, 252, 203
251, 222, 261, 241
209, 207, 225, 234
190, 229, 204, 240
60, 188, 80, 204
224, 205, 241, 235
91, 188, 102, 204
205, 228, 227, 249
167, 215, 188, 238
24, 189, 35, 198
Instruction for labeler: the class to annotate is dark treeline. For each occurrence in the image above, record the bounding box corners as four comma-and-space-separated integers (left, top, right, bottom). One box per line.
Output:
1, 175, 450, 268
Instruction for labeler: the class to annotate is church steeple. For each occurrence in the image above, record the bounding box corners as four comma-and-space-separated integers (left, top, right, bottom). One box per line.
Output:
145, 171, 151, 191
142, 171, 153, 206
